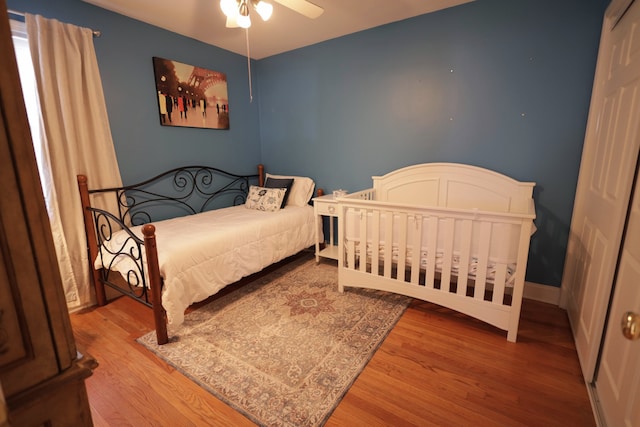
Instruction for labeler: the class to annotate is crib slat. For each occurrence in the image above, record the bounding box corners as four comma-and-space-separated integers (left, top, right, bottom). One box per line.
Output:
441, 218, 455, 292
347, 238, 355, 269
425, 216, 438, 289
384, 210, 393, 278
410, 215, 422, 285
474, 221, 492, 300
397, 213, 408, 280
492, 263, 508, 304
457, 220, 473, 296
347, 208, 356, 269
371, 210, 380, 275
359, 209, 368, 272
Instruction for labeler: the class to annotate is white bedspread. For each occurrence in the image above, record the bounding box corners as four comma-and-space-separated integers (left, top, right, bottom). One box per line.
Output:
96, 205, 315, 325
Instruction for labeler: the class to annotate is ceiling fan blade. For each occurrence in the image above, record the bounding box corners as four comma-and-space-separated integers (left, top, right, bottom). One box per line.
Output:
272, 0, 324, 19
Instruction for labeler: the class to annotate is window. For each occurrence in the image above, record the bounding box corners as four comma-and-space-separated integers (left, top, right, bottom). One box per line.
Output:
11, 19, 50, 215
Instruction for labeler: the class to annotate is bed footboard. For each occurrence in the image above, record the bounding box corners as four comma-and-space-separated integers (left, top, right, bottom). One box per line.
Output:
77, 164, 264, 345
78, 177, 169, 344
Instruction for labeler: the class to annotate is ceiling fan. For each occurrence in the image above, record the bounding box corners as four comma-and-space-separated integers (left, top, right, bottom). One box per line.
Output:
220, 0, 324, 28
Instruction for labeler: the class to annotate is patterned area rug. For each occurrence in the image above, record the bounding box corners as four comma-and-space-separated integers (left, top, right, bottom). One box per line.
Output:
137, 253, 411, 426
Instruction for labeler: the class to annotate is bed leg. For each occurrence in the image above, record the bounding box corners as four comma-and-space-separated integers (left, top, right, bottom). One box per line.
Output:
77, 174, 107, 306
154, 306, 169, 346
506, 283, 524, 343
93, 269, 107, 306
337, 268, 345, 293
507, 290, 524, 343
143, 224, 169, 345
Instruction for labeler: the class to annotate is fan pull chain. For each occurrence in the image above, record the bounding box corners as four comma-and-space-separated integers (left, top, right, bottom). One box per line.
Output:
245, 28, 253, 103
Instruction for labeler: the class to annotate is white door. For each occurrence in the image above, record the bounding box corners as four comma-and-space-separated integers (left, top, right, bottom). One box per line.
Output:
595, 165, 640, 427
561, 0, 640, 381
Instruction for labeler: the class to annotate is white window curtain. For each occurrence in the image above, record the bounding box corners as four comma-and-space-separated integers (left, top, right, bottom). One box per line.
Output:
25, 14, 123, 310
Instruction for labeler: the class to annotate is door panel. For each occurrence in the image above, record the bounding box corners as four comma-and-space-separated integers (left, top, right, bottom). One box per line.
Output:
0, 95, 59, 397
595, 165, 640, 427
562, 0, 640, 381
574, 224, 608, 343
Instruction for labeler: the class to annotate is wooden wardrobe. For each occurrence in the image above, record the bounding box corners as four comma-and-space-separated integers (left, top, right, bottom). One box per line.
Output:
0, 2, 96, 425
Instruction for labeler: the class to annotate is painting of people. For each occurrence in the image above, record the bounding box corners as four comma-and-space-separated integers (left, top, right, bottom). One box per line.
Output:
152, 57, 229, 129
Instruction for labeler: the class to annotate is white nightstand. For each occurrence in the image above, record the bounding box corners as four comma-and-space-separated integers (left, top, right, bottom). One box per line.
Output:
313, 194, 339, 262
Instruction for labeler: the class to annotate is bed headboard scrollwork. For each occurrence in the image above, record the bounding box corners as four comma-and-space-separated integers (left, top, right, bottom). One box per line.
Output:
88, 165, 261, 226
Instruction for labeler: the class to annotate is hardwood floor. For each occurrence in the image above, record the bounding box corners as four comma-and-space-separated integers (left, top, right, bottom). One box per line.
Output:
70, 259, 594, 427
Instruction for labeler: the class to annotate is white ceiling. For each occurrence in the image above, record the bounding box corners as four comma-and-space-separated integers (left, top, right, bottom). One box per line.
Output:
82, 0, 474, 59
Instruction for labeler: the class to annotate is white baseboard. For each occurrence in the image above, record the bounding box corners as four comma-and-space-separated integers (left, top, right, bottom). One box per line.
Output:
67, 286, 121, 314
523, 281, 561, 305
68, 280, 562, 310
67, 301, 94, 314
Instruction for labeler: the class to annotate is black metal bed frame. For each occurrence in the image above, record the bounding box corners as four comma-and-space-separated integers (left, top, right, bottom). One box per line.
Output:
78, 165, 261, 342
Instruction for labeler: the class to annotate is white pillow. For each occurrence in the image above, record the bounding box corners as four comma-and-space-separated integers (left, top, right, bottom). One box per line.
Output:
265, 173, 315, 207
245, 186, 287, 212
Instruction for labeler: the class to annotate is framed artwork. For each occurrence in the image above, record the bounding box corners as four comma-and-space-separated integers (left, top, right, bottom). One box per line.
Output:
152, 57, 229, 129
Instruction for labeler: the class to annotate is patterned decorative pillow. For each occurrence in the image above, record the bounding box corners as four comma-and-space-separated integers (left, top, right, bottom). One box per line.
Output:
245, 186, 287, 212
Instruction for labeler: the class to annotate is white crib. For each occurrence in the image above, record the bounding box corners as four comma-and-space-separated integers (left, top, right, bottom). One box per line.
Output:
337, 163, 536, 342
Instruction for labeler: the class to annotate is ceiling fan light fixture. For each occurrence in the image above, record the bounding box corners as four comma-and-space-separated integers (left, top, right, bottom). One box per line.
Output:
254, 1, 273, 21
238, 0, 250, 16
221, 0, 273, 28
237, 13, 252, 28
220, 0, 238, 17
225, 15, 239, 27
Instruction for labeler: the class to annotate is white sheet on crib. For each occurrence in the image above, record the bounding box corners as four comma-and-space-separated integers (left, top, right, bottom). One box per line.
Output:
351, 242, 517, 286
96, 204, 315, 325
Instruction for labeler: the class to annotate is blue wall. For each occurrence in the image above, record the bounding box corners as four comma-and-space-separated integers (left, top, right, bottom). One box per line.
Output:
8, 0, 608, 287
257, 0, 608, 287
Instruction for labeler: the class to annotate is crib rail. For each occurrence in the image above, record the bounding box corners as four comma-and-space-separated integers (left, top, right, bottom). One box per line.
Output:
337, 198, 535, 342
343, 188, 376, 201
